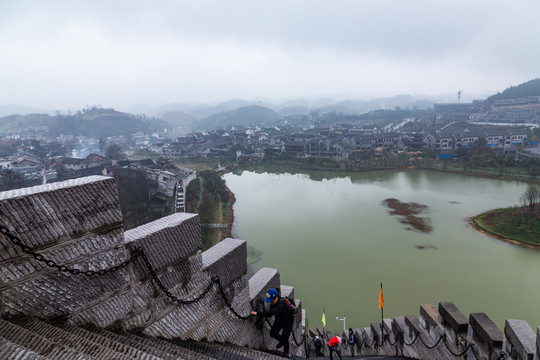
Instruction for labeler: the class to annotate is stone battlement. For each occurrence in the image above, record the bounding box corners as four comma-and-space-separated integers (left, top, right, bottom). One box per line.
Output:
312, 301, 540, 360
0, 176, 305, 357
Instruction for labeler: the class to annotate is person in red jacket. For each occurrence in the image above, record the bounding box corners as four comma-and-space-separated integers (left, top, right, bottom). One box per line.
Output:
328, 335, 343, 360
250, 288, 294, 358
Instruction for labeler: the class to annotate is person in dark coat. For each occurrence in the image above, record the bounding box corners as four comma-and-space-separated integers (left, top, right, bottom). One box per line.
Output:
348, 328, 357, 356
251, 288, 294, 358
313, 335, 323, 356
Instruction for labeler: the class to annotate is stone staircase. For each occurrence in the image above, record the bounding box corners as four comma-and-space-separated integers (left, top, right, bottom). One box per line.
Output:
0, 316, 291, 360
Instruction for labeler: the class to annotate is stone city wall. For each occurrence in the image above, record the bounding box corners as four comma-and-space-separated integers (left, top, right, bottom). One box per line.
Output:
0, 175, 305, 357
312, 301, 540, 360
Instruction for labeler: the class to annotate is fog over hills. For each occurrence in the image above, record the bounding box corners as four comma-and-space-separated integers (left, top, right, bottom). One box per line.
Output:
0, 94, 436, 118
2, 79, 539, 133
128, 93, 458, 119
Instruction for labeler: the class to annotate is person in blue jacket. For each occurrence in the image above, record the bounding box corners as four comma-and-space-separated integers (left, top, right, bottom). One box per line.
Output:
251, 288, 294, 358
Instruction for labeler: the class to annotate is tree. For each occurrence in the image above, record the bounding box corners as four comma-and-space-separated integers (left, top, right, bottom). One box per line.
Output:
99, 138, 107, 154
53, 163, 69, 180
105, 144, 126, 160
114, 169, 157, 229
519, 184, 540, 218
527, 165, 540, 179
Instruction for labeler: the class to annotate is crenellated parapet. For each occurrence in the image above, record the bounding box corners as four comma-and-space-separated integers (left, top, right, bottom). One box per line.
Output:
0, 175, 306, 357
314, 300, 539, 360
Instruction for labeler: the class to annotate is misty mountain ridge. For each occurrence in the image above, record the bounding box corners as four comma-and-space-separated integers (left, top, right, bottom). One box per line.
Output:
137, 79, 540, 121
2, 78, 539, 137
0, 107, 166, 139
485, 78, 540, 106
202, 105, 279, 129
0, 104, 50, 118
150, 94, 438, 121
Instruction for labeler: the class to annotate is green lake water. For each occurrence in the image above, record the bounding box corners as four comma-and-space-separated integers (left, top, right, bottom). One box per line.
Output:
222, 169, 540, 334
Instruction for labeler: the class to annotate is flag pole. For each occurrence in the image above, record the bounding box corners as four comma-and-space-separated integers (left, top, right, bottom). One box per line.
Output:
380, 282, 384, 341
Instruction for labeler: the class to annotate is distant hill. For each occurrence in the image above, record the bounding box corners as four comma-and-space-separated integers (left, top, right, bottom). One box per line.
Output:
0, 107, 167, 138
188, 99, 277, 119
278, 105, 313, 116
318, 95, 434, 115
201, 105, 279, 129
0, 104, 48, 117
0, 113, 53, 134
154, 95, 438, 124
485, 78, 540, 106
159, 111, 199, 128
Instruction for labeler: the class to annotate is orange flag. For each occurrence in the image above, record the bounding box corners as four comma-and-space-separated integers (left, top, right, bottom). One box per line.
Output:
379, 283, 384, 309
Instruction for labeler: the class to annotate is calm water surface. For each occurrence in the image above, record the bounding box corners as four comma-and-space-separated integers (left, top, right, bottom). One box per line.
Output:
223, 169, 540, 333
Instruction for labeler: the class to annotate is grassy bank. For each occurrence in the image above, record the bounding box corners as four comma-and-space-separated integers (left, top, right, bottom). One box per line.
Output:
469, 208, 540, 249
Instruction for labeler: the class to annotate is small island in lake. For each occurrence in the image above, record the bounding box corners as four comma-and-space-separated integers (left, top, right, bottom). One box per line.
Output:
469, 207, 540, 249
382, 198, 433, 233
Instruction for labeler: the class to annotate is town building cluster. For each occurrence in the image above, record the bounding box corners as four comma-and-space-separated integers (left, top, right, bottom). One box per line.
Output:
1, 97, 539, 191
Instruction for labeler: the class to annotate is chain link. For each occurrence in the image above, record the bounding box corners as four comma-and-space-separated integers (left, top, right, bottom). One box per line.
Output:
418, 333, 443, 349
442, 334, 477, 359
387, 332, 400, 346
356, 330, 479, 360
403, 331, 420, 346
291, 328, 306, 346
0, 224, 142, 275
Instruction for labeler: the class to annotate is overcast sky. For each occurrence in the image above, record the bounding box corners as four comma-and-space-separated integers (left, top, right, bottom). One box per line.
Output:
1, 0, 539, 111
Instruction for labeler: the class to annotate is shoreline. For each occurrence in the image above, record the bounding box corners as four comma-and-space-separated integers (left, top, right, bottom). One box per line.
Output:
468, 216, 540, 250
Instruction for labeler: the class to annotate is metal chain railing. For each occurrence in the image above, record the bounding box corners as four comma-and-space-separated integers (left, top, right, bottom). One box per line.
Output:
403, 331, 419, 346
304, 333, 310, 358
291, 328, 306, 347
0, 223, 256, 320
1, 222, 314, 353
0, 224, 142, 275
354, 327, 482, 360
417, 332, 444, 349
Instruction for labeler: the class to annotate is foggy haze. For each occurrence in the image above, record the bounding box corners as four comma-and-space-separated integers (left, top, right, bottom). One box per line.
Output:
1, 0, 539, 112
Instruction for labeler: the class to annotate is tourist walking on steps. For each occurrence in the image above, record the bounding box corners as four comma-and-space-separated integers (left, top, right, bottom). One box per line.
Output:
313, 335, 323, 356
250, 288, 294, 358
328, 335, 343, 360
348, 328, 356, 356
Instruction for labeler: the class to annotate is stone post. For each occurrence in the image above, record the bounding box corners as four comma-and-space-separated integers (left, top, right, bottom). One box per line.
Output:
467, 313, 503, 360
504, 319, 536, 360
438, 302, 469, 357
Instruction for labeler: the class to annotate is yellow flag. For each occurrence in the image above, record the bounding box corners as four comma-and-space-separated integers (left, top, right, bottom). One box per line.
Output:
379, 283, 384, 310
322, 310, 326, 327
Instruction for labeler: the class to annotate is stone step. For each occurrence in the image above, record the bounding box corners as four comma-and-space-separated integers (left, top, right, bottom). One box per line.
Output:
89, 326, 299, 360
85, 326, 214, 360
170, 338, 289, 360
0, 318, 93, 360
2, 315, 412, 360
56, 322, 163, 360
11, 317, 134, 360
0, 336, 47, 360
